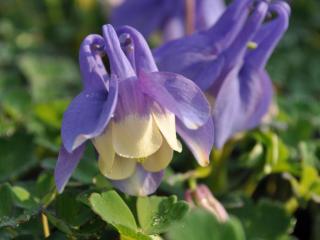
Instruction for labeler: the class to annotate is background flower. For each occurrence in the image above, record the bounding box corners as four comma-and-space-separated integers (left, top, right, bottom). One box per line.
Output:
154, 0, 290, 148
110, 0, 225, 41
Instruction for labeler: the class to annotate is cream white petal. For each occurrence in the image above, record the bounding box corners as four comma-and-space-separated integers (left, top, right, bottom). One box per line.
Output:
112, 114, 163, 158
92, 126, 115, 174
142, 140, 173, 172
152, 106, 182, 153
99, 154, 136, 180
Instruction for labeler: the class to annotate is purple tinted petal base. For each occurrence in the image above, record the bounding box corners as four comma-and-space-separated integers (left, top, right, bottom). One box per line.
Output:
111, 165, 164, 196
54, 144, 86, 193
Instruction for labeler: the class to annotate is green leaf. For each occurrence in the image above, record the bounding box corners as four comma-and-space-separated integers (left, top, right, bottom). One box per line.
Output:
0, 184, 39, 233
89, 191, 137, 231
222, 217, 246, 240
253, 131, 292, 174
0, 132, 36, 182
18, 54, 80, 102
55, 192, 92, 227
1, 87, 31, 122
229, 199, 295, 239
116, 225, 152, 240
137, 195, 189, 235
298, 141, 319, 168
88, 191, 152, 239
0, 115, 16, 137
11, 186, 38, 210
167, 208, 245, 240
0, 209, 38, 228
33, 100, 69, 129
0, 184, 14, 217
45, 211, 73, 235
36, 172, 55, 194
285, 165, 320, 202
35, 173, 56, 206
300, 165, 318, 191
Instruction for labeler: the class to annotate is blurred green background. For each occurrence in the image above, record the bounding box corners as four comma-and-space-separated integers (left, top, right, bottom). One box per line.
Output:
0, 0, 319, 239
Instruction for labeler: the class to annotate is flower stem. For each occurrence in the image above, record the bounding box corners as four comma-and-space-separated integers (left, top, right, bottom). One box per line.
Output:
185, 0, 195, 35
188, 177, 197, 191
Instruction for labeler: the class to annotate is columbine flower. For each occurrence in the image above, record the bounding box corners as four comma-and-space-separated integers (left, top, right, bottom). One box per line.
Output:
54, 24, 213, 196
154, 0, 290, 148
110, 0, 225, 41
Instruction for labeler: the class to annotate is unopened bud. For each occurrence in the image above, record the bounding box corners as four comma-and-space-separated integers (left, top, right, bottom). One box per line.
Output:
184, 184, 229, 222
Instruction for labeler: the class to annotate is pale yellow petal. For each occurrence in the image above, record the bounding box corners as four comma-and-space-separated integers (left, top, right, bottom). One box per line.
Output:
92, 126, 115, 174
152, 106, 182, 152
99, 154, 136, 180
112, 114, 163, 158
142, 140, 173, 172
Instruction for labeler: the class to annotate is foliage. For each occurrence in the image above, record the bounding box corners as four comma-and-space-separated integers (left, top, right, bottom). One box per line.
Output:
0, 0, 319, 239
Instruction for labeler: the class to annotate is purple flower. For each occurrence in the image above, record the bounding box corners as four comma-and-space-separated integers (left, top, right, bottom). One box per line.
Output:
111, 0, 225, 41
54, 24, 213, 196
154, 0, 290, 148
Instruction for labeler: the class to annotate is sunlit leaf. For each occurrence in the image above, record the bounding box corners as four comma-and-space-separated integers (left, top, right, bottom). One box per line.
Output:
89, 191, 137, 230
137, 195, 189, 235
